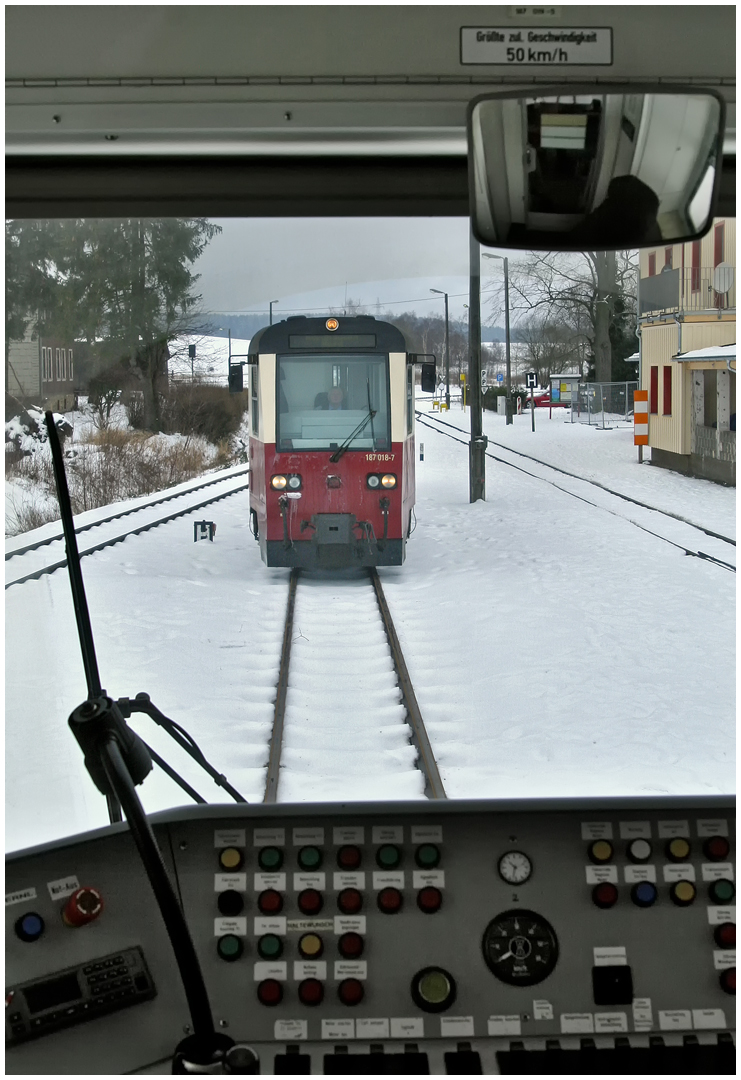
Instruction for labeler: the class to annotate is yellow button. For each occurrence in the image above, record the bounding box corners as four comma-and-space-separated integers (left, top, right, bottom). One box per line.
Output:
299, 933, 323, 958
672, 880, 696, 905
667, 838, 691, 861
418, 970, 451, 1005
219, 847, 243, 870
590, 840, 614, 863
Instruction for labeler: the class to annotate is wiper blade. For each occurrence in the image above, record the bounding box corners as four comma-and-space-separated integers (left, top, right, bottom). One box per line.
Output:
329, 408, 376, 462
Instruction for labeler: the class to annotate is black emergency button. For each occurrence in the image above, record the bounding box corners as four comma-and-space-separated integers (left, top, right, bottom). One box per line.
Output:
592, 965, 634, 1006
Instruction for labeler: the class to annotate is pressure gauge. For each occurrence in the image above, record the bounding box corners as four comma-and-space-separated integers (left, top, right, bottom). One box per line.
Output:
498, 851, 532, 885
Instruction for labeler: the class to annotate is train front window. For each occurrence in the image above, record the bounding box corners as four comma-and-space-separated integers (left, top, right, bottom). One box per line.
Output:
276, 353, 390, 451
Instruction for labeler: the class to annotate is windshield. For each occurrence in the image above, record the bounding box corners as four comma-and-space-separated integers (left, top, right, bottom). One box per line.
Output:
5, 215, 735, 855
277, 353, 390, 451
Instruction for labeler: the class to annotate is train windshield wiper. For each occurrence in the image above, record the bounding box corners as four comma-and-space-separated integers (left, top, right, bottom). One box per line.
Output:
329, 407, 377, 462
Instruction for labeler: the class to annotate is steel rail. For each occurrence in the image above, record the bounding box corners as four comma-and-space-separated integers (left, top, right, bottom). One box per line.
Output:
5, 482, 250, 590
419, 410, 736, 547
416, 414, 735, 574
6, 465, 250, 561
370, 569, 447, 800
263, 568, 299, 804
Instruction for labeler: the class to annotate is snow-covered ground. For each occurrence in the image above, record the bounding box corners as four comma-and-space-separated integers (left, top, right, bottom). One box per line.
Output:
5, 403, 735, 853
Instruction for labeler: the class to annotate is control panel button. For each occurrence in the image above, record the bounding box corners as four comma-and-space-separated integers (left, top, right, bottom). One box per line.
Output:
258, 847, 283, 871
338, 978, 364, 1006
417, 886, 443, 914
588, 840, 614, 864
670, 880, 696, 907
337, 845, 362, 870
592, 965, 634, 1006
298, 978, 324, 1006
415, 844, 441, 869
411, 967, 456, 1012
257, 934, 283, 960
62, 887, 104, 928
219, 847, 244, 871
337, 888, 363, 915
298, 933, 323, 959
592, 883, 619, 909
627, 839, 652, 863
714, 922, 736, 949
666, 838, 691, 862
217, 934, 243, 962
297, 846, 323, 871
709, 879, 735, 904
297, 889, 323, 916
257, 979, 283, 1007
719, 967, 736, 995
703, 836, 731, 861
217, 890, 244, 916
376, 844, 401, 869
631, 881, 658, 908
258, 889, 284, 915
14, 912, 45, 943
338, 932, 364, 960
377, 887, 403, 914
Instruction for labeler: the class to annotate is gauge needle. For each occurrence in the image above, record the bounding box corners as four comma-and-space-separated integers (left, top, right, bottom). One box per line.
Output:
495, 950, 513, 962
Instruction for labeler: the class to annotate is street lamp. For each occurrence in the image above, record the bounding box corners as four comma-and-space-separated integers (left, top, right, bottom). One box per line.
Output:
269, 300, 279, 325
429, 289, 450, 409
482, 254, 512, 425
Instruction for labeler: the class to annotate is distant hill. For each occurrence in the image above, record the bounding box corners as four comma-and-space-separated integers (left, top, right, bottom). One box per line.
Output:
202, 314, 524, 344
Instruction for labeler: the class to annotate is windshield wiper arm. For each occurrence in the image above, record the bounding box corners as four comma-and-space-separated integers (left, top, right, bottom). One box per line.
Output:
329, 408, 376, 462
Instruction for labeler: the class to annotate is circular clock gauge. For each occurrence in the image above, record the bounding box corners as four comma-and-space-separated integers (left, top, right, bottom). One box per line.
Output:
482, 909, 559, 986
498, 850, 533, 885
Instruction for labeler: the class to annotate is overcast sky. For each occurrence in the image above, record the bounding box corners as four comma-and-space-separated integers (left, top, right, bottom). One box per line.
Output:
192, 217, 508, 324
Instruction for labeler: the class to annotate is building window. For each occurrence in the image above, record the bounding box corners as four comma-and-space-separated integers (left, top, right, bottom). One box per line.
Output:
61, 348, 66, 381
68, 350, 74, 380
663, 366, 672, 415
648, 252, 656, 277
55, 348, 61, 381
41, 347, 47, 382
714, 222, 724, 267
691, 240, 701, 291
650, 366, 659, 414
664, 248, 672, 269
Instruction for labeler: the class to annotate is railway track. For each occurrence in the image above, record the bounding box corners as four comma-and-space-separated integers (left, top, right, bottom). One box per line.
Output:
264, 568, 446, 804
5, 469, 250, 590
418, 411, 736, 574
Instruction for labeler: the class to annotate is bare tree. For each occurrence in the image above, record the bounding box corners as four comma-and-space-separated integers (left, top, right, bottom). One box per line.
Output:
518, 317, 581, 388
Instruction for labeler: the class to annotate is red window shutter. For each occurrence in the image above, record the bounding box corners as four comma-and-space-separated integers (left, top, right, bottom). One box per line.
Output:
648, 253, 656, 277
714, 223, 724, 267
650, 366, 659, 414
691, 241, 701, 290
663, 367, 672, 415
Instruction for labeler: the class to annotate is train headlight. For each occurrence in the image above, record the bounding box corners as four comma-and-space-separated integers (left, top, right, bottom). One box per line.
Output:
381, 474, 397, 489
271, 475, 288, 490
367, 474, 381, 489
287, 475, 302, 490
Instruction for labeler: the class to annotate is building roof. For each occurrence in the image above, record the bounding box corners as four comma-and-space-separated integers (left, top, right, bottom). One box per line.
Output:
673, 344, 736, 362
624, 352, 640, 363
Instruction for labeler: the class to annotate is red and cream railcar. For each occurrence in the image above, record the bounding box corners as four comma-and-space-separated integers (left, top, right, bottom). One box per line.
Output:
239, 315, 432, 568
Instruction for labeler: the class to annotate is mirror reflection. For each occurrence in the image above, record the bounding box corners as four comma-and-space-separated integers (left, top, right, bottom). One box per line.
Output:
469, 89, 724, 250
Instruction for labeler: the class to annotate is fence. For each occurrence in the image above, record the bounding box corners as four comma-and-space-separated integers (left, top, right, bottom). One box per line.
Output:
571, 382, 638, 427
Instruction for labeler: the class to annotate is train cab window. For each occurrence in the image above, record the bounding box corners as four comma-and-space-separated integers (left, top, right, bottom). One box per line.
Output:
407, 364, 414, 435
250, 365, 259, 436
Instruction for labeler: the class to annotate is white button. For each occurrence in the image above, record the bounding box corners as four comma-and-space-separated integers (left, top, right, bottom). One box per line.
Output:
628, 839, 652, 862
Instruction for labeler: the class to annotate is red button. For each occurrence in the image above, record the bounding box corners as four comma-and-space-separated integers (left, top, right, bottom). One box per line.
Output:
338, 932, 364, 960
298, 978, 324, 1006
298, 889, 323, 916
337, 888, 363, 915
592, 883, 619, 909
338, 978, 364, 1006
704, 836, 731, 861
337, 846, 362, 870
417, 887, 442, 914
62, 887, 104, 927
715, 923, 736, 948
257, 979, 283, 1006
258, 889, 283, 915
377, 887, 403, 914
720, 967, 735, 995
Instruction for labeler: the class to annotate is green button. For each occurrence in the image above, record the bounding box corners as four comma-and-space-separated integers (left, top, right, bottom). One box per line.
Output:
259, 847, 283, 871
217, 935, 243, 962
298, 846, 322, 870
418, 970, 451, 1005
258, 934, 283, 960
711, 879, 735, 904
376, 844, 401, 869
415, 844, 440, 869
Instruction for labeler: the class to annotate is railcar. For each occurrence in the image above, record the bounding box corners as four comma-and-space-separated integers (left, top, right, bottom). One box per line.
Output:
236, 314, 434, 568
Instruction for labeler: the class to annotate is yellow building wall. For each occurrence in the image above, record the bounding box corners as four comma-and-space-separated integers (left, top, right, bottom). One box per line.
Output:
639, 218, 735, 278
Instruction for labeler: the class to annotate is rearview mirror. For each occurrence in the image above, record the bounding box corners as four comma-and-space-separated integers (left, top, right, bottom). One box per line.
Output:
420, 363, 436, 394
468, 86, 725, 251
228, 365, 244, 394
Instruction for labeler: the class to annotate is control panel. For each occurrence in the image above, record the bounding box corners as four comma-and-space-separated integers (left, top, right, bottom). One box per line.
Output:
5, 797, 735, 1074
